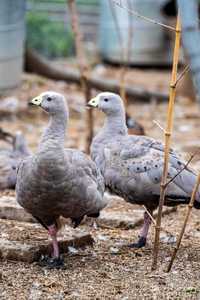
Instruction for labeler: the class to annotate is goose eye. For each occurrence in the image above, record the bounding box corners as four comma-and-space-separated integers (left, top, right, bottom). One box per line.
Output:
104, 98, 109, 102
47, 97, 52, 102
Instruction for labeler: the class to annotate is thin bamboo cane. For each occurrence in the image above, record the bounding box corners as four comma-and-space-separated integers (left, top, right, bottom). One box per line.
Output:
166, 173, 200, 272
67, 0, 93, 154
151, 16, 181, 271
111, 0, 175, 31
175, 65, 190, 88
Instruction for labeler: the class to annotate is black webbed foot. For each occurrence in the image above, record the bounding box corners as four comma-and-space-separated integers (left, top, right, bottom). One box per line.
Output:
128, 236, 147, 249
38, 255, 65, 269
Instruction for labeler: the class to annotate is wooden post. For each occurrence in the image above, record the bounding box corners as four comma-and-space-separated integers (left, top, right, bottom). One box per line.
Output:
67, 0, 93, 154
151, 16, 181, 271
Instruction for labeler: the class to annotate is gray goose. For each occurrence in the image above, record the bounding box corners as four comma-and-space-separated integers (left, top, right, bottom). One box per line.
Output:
88, 92, 200, 248
16, 91, 106, 267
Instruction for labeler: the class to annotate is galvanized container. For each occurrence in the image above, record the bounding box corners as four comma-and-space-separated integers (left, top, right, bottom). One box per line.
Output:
99, 0, 172, 66
0, 0, 25, 90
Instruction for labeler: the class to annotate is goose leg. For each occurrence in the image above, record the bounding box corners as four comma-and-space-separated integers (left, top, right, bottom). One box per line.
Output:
39, 224, 64, 269
128, 211, 152, 248
48, 224, 60, 258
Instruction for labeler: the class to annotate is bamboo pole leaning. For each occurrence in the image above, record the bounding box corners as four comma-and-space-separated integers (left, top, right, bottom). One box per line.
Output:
67, 0, 93, 154
166, 173, 200, 272
151, 16, 181, 271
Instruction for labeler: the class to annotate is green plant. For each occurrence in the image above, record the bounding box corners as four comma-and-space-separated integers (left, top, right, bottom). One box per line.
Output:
26, 12, 74, 58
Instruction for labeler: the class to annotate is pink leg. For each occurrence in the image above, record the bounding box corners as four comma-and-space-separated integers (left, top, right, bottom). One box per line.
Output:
48, 224, 59, 258
129, 210, 152, 248
139, 211, 152, 240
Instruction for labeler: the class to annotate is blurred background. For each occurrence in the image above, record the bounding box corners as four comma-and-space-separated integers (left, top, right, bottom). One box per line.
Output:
2, 2, 200, 297
0, 0, 199, 181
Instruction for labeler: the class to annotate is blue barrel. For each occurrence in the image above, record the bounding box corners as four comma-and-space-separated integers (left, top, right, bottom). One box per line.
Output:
99, 0, 172, 65
0, 0, 25, 90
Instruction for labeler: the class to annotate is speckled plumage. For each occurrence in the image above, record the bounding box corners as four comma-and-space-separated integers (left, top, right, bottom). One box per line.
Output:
92, 133, 199, 209
16, 92, 106, 265
89, 92, 200, 247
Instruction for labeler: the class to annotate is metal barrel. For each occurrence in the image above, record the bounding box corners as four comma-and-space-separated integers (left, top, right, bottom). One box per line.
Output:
0, 0, 25, 90
99, 0, 172, 66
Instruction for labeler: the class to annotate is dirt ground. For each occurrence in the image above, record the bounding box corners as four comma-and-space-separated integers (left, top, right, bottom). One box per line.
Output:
1, 206, 200, 300
1, 65, 200, 299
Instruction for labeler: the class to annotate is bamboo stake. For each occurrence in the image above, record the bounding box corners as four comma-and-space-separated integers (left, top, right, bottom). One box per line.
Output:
151, 16, 181, 271
67, 0, 93, 154
167, 173, 200, 272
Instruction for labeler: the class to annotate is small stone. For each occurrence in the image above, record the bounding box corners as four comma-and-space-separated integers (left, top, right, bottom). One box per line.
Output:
109, 247, 119, 254
68, 246, 79, 254
97, 234, 108, 241
0, 196, 35, 223
29, 281, 42, 300
160, 234, 176, 244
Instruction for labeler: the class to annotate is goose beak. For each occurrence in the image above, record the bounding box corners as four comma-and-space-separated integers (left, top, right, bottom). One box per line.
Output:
87, 96, 99, 108
29, 95, 42, 106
